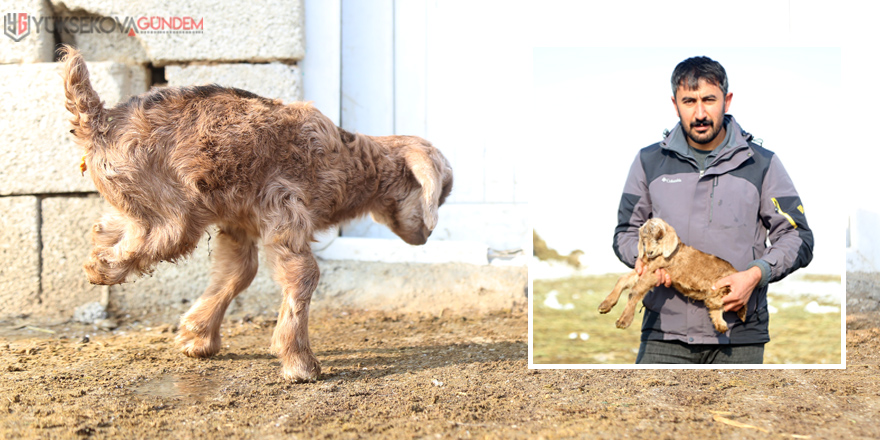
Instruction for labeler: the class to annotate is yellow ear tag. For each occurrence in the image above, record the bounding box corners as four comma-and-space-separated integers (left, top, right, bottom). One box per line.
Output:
80, 154, 87, 176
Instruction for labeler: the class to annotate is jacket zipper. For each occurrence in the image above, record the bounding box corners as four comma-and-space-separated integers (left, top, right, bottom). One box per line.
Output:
709, 175, 718, 223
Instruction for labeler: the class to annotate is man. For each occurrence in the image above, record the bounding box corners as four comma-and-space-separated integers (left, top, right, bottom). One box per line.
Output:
612, 56, 813, 364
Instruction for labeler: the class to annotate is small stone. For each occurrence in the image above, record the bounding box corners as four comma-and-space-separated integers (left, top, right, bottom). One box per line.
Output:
95, 318, 118, 331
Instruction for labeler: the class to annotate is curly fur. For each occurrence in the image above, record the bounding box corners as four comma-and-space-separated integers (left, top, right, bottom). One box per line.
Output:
59, 45, 453, 382
598, 218, 746, 333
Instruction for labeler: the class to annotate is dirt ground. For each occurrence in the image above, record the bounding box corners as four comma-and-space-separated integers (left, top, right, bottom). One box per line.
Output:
1, 284, 878, 440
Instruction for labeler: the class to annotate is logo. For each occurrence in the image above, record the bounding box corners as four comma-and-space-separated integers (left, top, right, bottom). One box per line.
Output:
4, 12, 29, 42
4, 13, 204, 41
661, 177, 682, 183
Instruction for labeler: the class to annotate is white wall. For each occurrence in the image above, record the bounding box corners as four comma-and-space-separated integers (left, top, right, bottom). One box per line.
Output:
301, 0, 340, 125
304, 0, 529, 254
847, 210, 880, 273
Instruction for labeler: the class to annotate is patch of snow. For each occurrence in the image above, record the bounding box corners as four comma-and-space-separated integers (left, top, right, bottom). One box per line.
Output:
804, 301, 840, 314
543, 290, 574, 310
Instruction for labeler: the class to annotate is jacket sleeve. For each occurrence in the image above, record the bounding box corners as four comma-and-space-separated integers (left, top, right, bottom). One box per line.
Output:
757, 154, 813, 283
613, 151, 653, 268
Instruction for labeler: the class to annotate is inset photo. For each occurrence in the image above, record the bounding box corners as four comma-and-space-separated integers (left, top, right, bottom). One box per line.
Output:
530, 47, 842, 368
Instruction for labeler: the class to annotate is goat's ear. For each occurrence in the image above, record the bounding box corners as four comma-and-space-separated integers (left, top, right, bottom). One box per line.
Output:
404, 148, 441, 231
660, 224, 679, 258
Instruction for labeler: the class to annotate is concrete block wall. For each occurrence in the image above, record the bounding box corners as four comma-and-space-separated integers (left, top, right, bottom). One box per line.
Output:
0, 0, 306, 321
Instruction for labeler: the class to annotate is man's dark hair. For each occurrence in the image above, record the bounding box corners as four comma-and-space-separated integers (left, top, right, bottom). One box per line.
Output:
671, 56, 728, 97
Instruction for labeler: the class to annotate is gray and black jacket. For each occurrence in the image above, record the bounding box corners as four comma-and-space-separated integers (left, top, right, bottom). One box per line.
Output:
613, 115, 813, 344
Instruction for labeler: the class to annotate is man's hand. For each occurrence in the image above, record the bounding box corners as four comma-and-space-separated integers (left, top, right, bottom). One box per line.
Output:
713, 266, 763, 313
635, 258, 672, 288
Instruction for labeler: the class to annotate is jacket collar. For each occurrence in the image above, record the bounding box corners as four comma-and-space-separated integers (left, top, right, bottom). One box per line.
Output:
660, 114, 755, 175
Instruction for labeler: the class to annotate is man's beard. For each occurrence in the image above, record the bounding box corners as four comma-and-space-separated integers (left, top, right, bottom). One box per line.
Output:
683, 118, 723, 146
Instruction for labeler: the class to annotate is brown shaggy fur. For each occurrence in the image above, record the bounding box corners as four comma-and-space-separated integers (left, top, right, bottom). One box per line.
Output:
598, 218, 746, 333
59, 45, 453, 382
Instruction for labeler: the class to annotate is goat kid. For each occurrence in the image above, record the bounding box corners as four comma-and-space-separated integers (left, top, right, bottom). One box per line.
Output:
60, 45, 453, 382
598, 218, 747, 333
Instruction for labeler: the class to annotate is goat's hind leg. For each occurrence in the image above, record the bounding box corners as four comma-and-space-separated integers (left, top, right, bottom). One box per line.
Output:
703, 285, 747, 333
615, 273, 658, 329
84, 210, 147, 285
599, 271, 638, 314
177, 226, 258, 358
85, 208, 203, 285
266, 243, 321, 382
704, 292, 730, 333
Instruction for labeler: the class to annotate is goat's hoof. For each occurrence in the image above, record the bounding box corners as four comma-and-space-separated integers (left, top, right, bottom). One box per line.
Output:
615, 318, 632, 329
176, 327, 221, 358
281, 353, 321, 383
83, 260, 110, 285
713, 323, 729, 334
598, 301, 613, 314
84, 257, 128, 285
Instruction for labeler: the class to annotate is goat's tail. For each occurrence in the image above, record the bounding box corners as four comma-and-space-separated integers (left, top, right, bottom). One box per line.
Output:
59, 44, 107, 148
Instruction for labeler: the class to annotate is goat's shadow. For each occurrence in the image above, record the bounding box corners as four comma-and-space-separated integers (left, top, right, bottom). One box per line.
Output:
204, 340, 526, 382
315, 340, 526, 380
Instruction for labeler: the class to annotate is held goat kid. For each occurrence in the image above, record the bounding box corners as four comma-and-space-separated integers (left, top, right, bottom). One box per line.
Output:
60, 46, 453, 382
598, 218, 746, 333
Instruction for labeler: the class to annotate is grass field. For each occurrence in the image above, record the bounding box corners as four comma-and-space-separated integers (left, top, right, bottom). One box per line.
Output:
532, 274, 842, 365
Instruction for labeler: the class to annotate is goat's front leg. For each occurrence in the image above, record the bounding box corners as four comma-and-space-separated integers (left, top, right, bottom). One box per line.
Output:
267, 245, 321, 382
177, 226, 258, 357
615, 272, 659, 329
599, 271, 638, 314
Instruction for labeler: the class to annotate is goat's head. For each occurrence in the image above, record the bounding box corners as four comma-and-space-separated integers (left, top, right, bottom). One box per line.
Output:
638, 218, 680, 260
371, 137, 453, 245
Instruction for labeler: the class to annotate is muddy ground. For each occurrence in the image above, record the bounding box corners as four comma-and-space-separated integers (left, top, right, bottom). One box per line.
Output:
1, 281, 878, 440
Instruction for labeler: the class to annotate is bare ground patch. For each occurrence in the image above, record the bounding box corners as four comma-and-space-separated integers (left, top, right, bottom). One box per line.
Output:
0, 288, 877, 439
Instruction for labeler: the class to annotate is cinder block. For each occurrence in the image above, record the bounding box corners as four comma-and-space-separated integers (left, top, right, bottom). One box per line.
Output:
0, 0, 55, 63
55, 8, 151, 65
0, 61, 149, 196
0, 196, 40, 318
166, 63, 303, 103
49, 0, 305, 65
39, 195, 106, 318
